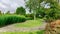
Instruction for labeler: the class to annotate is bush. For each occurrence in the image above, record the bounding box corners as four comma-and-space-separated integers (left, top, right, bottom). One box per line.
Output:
0, 15, 26, 26
25, 14, 34, 20
16, 7, 26, 15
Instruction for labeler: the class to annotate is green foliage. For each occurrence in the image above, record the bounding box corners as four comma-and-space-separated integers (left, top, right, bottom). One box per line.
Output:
25, 14, 34, 20
36, 7, 46, 18
0, 11, 2, 15
16, 7, 26, 15
36, 30, 45, 34
5, 11, 10, 14
0, 15, 26, 27
43, 0, 60, 22
44, 8, 57, 22
25, 0, 60, 21
25, 0, 43, 20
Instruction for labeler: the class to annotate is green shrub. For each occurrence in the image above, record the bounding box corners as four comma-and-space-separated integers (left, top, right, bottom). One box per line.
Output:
0, 15, 26, 26
25, 14, 34, 20
36, 30, 45, 34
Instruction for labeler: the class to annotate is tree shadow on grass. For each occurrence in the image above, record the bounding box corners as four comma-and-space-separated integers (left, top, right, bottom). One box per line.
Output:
36, 30, 45, 34
29, 32, 33, 34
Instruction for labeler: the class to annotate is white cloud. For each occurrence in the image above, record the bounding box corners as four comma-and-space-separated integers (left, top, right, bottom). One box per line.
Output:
0, 3, 7, 8
0, 0, 25, 13
1, 0, 10, 4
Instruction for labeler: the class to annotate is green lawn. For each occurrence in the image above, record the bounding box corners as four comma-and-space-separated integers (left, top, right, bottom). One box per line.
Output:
0, 30, 44, 34
14, 19, 43, 28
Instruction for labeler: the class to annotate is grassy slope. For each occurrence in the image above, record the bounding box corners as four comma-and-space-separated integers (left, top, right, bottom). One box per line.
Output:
14, 19, 43, 28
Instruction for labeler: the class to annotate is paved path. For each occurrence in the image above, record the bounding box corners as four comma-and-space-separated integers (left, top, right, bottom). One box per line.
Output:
0, 22, 46, 32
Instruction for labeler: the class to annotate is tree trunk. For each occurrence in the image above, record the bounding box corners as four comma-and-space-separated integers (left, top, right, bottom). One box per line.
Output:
34, 11, 36, 20
29, 7, 31, 13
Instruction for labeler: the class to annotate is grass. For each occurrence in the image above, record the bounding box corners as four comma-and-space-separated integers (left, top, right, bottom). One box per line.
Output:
0, 30, 45, 34
14, 19, 43, 28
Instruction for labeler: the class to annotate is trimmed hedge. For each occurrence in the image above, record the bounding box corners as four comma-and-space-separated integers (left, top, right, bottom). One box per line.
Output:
0, 15, 26, 26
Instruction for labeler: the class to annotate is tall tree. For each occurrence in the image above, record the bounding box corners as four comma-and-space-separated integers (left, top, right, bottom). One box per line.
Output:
44, 0, 60, 22
5, 11, 10, 14
16, 7, 26, 15
25, 0, 32, 13
0, 10, 2, 15
25, 0, 44, 20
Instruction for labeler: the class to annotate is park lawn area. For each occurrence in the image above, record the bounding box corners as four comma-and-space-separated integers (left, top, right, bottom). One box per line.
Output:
14, 19, 43, 28
0, 30, 44, 34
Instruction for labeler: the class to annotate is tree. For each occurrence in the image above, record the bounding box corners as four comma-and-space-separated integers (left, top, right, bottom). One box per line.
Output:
25, 0, 32, 13
5, 11, 10, 14
0, 10, 3, 15
16, 7, 26, 15
0, 10, 2, 15
44, 0, 60, 22
25, 0, 44, 20
36, 7, 46, 18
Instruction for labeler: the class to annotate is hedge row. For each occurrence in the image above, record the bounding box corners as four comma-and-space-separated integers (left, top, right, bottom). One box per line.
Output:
0, 15, 26, 26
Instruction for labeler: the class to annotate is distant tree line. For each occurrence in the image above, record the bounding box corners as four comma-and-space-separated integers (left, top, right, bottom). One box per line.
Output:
0, 7, 26, 15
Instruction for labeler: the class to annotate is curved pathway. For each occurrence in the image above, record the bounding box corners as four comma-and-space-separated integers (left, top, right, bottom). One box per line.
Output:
0, 22, 46, 32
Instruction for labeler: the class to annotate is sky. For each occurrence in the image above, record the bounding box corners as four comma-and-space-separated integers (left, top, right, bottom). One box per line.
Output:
0, 0, 50, 14
0, 0, 26, 13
